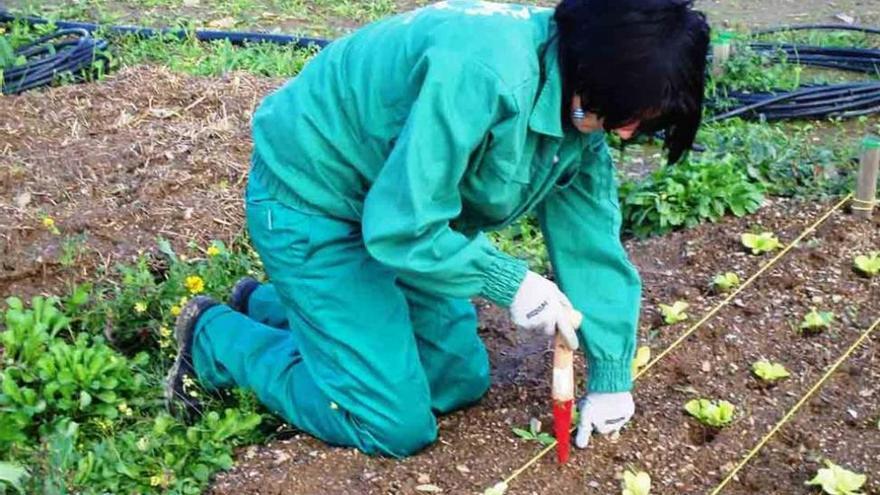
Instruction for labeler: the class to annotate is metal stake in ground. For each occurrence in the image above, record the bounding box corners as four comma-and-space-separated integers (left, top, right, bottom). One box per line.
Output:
853, 136, 880, 218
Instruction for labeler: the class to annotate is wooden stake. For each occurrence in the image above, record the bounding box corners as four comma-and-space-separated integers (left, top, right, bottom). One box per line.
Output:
712, 43, 732, 78
854, 136, 880, 219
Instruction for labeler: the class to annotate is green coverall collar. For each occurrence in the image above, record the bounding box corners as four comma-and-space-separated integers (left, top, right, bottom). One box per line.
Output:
527, 33, 564, 139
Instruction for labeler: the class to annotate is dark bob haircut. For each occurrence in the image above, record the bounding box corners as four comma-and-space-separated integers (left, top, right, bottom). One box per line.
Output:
555, 0, 710, 164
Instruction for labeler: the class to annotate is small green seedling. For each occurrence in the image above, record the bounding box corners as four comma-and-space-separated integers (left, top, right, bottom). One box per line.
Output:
632, 346, 651, 375
752, 360, 790, 382
659, 301, 689, 325
684, 399, 735, 428
800, 309, 834, 333
712, 272, 741, 292
512, 418, 555, 446
806, 460, 866, 495
622, 469, 651, 495
854, 252, 880, 277
741, 232, 782, 255
483, 482, 508, 495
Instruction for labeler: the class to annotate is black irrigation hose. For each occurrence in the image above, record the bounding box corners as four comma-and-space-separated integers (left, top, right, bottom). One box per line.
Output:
1, 28, 109, 95
0, 12, 330, 50
707, 26, 880, 121
753, 24, 880, 36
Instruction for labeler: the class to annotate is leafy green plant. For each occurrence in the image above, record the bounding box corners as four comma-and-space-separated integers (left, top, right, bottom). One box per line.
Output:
752, 360, 790, 382
622, 469, 651, 495
854, 252, 880, 277
0, 239, 270, 494
490, 216, 549, 274
684, 399, 735, 428
800, 309, 834, 333
659, 301, 689, 325
620, 154, 764, 237
512, 418, 555, 446
741, 232, 782, 254
806, 460, 866, 495
712, 272, 741, 292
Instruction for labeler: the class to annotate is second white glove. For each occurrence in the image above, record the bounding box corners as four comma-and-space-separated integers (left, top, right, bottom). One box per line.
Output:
509, 271, 579, 350
575, 392, 635, 448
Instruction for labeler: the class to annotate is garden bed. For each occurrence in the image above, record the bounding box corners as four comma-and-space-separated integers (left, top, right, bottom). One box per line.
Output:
203, 197, 879, 495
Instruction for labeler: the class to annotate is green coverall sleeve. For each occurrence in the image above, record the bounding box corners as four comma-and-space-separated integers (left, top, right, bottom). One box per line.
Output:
361, 51, 528, 307
536, 140, 641, 393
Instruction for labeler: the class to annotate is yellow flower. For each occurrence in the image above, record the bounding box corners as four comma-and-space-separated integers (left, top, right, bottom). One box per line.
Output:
179, 296, 189, 305
136, 437, 150, 452
185, 275, 205, 294
134, 302, 147, 314
159, 339, 171, 349
117, 403, 133, 417
206, 244, 221, 257
42, 217, 55, 228
159, 326, 171, 338
150, 474, 165, 487
170, 305, 181, 317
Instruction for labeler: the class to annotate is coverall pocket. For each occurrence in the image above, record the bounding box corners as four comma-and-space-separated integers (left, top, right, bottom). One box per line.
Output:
247, 199, 313, 268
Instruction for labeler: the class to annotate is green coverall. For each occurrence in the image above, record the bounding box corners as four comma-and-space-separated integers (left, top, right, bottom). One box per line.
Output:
192, 0, 641, 457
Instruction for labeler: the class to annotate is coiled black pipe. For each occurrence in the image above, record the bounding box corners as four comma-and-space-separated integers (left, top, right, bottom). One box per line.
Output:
1, 28, 109, 94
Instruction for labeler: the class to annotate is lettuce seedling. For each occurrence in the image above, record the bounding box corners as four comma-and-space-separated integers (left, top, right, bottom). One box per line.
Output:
684, 399, 735, 427
622, 469, 651, 495
752, 360, 790, 382
512, 418, 554, 446
741, 232, 782, 255
632, 346, 651, 375
659, 301, 689, 325
712, 272, 741, 292
854, 252, 880, 277
806, 460, 866, 495
800, 309, 834, 332
483, 482, 508, 495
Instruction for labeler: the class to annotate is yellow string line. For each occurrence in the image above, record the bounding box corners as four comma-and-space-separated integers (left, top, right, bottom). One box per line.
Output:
710, 314, 880, 495
635, 193, 852, 380
494, 193, 853, 490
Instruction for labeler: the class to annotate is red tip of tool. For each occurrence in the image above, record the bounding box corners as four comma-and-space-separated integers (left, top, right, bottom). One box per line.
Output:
552, 400, 573, 464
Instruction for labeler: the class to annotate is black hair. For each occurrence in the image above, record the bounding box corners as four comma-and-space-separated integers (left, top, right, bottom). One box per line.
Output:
555, 0, 710, 164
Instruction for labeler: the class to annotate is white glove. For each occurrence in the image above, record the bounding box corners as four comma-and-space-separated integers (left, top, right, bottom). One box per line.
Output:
575, 392, 635, 448
509, 271, 579, 350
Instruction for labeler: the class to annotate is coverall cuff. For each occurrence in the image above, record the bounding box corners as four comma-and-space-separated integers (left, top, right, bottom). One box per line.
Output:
587, 359, 633, 393
480, 256, 529, 307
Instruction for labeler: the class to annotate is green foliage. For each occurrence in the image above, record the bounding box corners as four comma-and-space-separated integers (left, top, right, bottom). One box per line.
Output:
490, 216, 549, 274
619, 154, 764, 237
112, 30, 317, 78
659, 301, 689, 325
622, 469, 651, 495
800, 309, 834, 333
741, 232, 782, 255
684, 399, 736, 428
806, 460, 867, 495
700, 120, 858, 199
712, 272, 741, 292
751, 360, 791, 382
712, 44, 802, 94
0, 239, 269, 494
512, 418, 555, 446
854, 252, 880, 277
